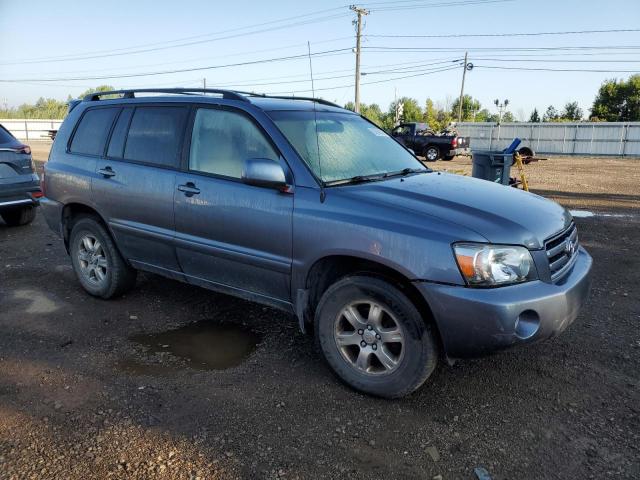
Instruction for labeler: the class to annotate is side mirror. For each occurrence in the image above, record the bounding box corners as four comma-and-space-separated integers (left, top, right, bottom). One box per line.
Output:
242, 158, 288, 190
407, 148, 416, 156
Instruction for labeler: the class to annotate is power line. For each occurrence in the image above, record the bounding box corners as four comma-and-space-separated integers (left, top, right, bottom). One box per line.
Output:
362, 45, 640, 52
0, 49, 353, 83
367, 28, 640, 38
9, 36, 354, 77
476, 65, 640, 73
0, 11, 350, 66
365, 0, 515, 11
266, 64, 461, 95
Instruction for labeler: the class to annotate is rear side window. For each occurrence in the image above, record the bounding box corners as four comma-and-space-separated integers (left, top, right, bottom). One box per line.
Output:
123, 106, 188, 167
70, 108, 118, 156
0, 125, 15, 143
107, 108, 133, 158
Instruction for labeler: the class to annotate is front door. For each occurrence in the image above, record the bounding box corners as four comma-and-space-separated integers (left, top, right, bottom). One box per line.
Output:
174, 106, 293, 302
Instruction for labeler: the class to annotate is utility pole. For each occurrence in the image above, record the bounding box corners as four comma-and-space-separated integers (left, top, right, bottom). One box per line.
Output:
350, 5, 369, 113
203, 78, 206, 90
457, 52, 469, 123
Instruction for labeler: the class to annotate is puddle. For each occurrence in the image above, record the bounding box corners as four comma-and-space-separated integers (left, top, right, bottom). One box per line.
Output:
123, 321, 260, 374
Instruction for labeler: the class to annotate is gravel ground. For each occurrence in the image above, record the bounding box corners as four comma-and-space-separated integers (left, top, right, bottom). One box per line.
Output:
1, 144, 639, 479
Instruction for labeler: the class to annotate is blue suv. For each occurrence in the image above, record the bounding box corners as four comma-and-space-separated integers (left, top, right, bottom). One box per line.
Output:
41, 89, 592, 398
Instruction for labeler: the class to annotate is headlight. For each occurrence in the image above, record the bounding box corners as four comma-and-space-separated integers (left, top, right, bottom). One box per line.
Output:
453, 243, 536, 287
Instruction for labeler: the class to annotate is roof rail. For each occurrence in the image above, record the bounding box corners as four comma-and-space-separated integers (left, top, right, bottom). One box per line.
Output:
83, 88, 249, 102
233, 91, 342, 109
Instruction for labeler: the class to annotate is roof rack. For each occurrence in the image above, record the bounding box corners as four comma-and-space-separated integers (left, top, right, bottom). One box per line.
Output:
82, 88, 343, 109
235, 91, 341, 108
83, 88, 249, 102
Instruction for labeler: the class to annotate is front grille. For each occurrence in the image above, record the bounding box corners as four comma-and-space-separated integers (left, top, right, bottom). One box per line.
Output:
545, 223, 579, 280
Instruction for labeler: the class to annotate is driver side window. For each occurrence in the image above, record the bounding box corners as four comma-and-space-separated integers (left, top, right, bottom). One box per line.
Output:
189, 108, 278, 178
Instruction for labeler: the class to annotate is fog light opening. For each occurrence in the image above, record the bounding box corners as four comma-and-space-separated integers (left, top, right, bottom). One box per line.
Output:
515, 310, 540, 340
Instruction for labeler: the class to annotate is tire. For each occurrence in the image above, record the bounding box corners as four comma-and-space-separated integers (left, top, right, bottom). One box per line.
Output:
1, 205, 36, 226
424, 146, 440, 162
443, 155, 455, 161
315, 275, 438, 398
69, 216, 137, 299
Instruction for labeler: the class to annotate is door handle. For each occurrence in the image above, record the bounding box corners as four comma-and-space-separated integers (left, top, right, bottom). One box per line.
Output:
98, 167, 116, 178
177, 182, 200, 196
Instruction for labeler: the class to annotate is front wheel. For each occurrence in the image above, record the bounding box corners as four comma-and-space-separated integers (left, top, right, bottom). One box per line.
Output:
315, 276, 438, 398
1, 205, 36, 226
424, 146, 440, 162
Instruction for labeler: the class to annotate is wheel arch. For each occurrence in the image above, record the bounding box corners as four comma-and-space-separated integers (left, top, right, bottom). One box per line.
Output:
300, 254, 444, 352
61, 203, 111, 253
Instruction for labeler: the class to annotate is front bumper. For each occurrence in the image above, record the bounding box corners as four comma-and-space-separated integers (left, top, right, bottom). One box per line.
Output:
416, 247, 592, 359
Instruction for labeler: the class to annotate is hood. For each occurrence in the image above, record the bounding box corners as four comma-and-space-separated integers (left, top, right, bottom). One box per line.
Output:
336, 171, 572, 249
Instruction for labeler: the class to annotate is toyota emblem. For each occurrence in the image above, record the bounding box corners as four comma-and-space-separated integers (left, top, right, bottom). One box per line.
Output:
564, 238, 574, 257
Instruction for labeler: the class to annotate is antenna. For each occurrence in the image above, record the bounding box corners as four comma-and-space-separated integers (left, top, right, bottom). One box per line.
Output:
307, 41, 325, 202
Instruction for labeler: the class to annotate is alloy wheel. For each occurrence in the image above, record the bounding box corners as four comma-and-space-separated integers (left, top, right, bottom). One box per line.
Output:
333, 300, 405, 375
77, 234, 108, 286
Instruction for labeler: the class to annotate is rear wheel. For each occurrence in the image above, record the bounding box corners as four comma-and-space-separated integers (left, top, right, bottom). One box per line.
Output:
69, 217, 136, 299
424, 146, 440, 162
315, 275, 438, 398
0, 205, 36, 226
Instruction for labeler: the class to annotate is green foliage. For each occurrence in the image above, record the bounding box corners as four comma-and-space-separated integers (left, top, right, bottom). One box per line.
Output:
543, 105, 559, 122
0, 97, 68, 119
76, 85, 117, 100
529, 108, 540, 122
450, 94, 481, 121
388, 97, 423, 124
0, 85, 116, 119
475, 109, 493, 122
591, 75, 640, 121
344, 101, 387, 128
561, 101, 583, 121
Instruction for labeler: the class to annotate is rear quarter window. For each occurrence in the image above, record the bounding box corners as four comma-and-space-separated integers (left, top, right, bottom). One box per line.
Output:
0, 125, 16, 144
70, 107, 119, 156
123, 106, 188, 168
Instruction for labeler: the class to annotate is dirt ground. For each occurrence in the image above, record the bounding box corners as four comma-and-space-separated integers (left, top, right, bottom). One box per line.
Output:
1, 143, 639, 479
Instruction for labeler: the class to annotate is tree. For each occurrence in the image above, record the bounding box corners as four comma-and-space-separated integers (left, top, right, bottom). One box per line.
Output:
475, 109, 493, 122
502, 111, 515, 123
561, 101, 583, 121
450, 94, 481, 122
591, 75, 640, 121
344, 101, 385, 127
543, 105, 559, 122
388, 97, 423, 124
529, 108, 540, 122
76, 85, 117, 100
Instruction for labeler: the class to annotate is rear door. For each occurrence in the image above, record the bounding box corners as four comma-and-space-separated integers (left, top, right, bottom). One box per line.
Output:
93, 105, 189, 276
173, 105, 293, 302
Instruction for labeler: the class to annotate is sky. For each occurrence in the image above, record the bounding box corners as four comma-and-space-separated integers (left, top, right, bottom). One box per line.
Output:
1, 0, 639, 119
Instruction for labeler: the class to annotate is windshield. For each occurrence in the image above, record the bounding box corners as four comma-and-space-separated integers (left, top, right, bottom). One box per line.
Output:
268, 111, 426, 183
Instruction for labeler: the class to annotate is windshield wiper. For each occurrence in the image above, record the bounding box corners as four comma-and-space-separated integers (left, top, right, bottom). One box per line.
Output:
324, 173, 387, 187
383, 167, 429, 178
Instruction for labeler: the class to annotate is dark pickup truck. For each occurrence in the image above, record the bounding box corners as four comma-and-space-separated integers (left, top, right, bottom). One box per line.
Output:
391, 122, 470, 161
